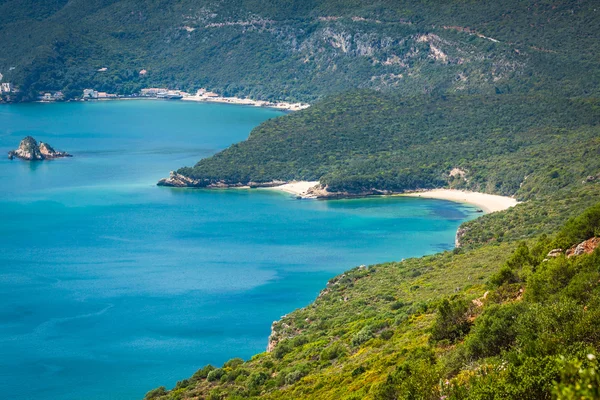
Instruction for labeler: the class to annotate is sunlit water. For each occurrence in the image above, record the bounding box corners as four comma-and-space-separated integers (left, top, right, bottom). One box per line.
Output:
0, 101, 478, 399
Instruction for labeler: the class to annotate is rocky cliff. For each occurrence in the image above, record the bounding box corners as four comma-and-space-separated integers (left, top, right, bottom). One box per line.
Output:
8, 136, 72, 160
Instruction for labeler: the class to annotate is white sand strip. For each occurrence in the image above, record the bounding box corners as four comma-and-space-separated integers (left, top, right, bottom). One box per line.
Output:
402, 189, 518, 213
267, 181, 320, 197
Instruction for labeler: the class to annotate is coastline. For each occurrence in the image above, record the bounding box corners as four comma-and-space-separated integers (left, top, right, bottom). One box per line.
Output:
400, 189, 518, 213
266, 181, 518, 213
33, 95, 310, 112
263, 181, 320, 197
182, 95, 310, 111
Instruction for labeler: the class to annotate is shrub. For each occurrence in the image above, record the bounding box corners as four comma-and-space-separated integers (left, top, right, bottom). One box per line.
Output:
144, 386, 167, 400
390, 300, 405, 310
206, 368, 225, 382
430, 298, 472, 343
273, 339, 293, 360
192, 364, 216, 381
174, 379, 189, 389
489, 265, 520, 287
320, 343, 347, 361
285, 370, 305, 385
223, 358, 244, 369
248, 371, 269, 388
351, 325, 374, 346
465, 302, 524, 359
380, 330, 394, 340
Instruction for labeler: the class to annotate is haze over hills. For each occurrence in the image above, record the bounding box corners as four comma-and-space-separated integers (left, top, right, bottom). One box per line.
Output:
0, 0, 599, 101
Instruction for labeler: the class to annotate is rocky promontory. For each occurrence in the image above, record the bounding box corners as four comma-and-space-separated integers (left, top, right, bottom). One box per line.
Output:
157, 171, 288, 189
8, 136, 72, 160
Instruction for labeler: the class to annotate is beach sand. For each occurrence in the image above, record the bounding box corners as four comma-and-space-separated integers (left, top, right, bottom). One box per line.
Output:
267, 181, 320, 197
402, 189, 518, 213
268, 182, 518, 213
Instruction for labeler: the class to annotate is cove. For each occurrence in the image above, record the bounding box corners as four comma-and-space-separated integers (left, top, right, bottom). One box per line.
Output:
0, 101, 479, 400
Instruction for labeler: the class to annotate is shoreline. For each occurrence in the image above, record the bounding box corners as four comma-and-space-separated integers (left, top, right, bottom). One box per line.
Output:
32, 95, 310, 112
266, 181, 518, 213
263, 181, 320, 198
181, 95, 310, 111
400, 189, 518, 213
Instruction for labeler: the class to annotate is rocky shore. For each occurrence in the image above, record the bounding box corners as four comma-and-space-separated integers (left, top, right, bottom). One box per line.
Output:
156, 175, 520, 215
8, 136, 72, 160
157, 171, 288, 189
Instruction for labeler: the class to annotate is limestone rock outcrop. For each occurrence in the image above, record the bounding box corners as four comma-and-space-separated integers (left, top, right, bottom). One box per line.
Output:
8, 136, 71, 160
157, 171, 203, 187
566, 237, 600, 258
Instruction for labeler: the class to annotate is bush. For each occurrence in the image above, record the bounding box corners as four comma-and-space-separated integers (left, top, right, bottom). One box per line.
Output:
465, 302, 524, 359
380, 330, 394, 340
489, 265, 520, 287
285, 370, 305, 385
351, 325, 374, 346
206, 368, 225, 382
192, 364, 216, 381
320, 343, 347, 361
275, 340, 295, 360
430, 298, 472, 343
248, 371, 269, 388
223, 358, 244, 369
174, 379, 189, 389
144, 387, 167, 399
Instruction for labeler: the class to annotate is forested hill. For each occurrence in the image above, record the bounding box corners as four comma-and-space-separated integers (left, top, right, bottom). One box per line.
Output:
1, 0, 599, 101
173, 91, 600, 198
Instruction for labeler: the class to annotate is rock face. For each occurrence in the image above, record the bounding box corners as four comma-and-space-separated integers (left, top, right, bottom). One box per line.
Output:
8, 136, 71, 160
157, 171, 203, 187
157, 172, 290, 189
566, 237, 600, 258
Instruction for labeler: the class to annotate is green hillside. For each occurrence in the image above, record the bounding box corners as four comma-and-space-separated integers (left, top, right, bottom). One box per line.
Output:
175, 91, 600, 197
1, 0, 599, 101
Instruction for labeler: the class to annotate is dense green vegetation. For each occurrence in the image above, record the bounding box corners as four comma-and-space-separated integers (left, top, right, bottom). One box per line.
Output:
4, 1, 599, 398
178, 91, 600, 197
1, 0, 599, 101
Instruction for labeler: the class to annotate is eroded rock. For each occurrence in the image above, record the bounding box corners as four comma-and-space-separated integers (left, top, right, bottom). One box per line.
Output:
8, 136, 71, 160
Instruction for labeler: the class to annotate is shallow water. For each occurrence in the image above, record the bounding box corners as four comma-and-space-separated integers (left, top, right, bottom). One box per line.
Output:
0, 101, 478, 399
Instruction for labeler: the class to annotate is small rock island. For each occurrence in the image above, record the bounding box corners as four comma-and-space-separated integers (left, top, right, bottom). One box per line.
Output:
8, 136, 72, 160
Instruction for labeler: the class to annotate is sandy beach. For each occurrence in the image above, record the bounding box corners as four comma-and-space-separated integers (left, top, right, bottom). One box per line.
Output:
402, 189, 518, 213
269, 182, 518, 213
182, 94, 310, 111
267, 181, 320, 197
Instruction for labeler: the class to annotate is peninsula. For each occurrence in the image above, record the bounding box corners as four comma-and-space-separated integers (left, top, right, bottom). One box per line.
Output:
8, 136, 72, 160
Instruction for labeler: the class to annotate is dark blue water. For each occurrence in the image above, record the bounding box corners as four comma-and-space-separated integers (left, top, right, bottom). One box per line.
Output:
0, 101, 478, 399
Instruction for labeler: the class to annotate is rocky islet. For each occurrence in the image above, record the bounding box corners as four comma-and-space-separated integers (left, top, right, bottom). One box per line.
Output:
8, 136, 72, 160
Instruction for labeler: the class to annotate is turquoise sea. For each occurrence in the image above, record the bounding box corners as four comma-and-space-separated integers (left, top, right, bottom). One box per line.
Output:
0, 101, 479, 399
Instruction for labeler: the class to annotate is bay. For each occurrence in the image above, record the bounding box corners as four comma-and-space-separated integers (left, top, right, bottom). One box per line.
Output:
0, 101, 478, 399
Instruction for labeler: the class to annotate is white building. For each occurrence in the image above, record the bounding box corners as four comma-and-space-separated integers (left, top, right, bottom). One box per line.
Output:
82, 89, 99, 99
1, 82, 13, 93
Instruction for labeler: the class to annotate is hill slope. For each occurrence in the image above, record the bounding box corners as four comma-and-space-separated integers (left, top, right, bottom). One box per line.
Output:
167, 91, 600, 198
1, 0, 599, 101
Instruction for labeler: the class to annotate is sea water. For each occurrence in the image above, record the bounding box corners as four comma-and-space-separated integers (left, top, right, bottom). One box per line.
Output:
0, 101, 478, 399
